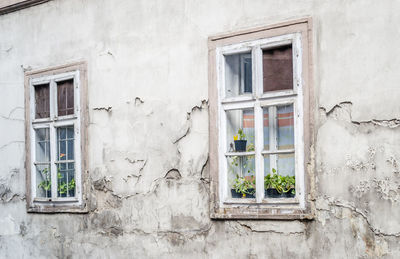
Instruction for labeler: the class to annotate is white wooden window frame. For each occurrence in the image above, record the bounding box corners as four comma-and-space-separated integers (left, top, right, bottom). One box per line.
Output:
29, 70, 83, 206
216, 33, 305, 209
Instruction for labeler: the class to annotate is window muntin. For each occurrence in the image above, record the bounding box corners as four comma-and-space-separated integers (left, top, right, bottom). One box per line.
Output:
30, 71, 82, 204
218, 33, 304, 206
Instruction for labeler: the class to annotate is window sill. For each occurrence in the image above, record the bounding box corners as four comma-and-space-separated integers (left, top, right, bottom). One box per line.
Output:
34, 197, 79, 203
223, 197, 299, 205
28, 201, 88, 214
211, 207, 314, 220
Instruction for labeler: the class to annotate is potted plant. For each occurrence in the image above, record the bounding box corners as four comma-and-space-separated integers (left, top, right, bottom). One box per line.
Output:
231, 175, 255, 198
264, 169, 295, 198
37, 168, 51, 198
233, 128, 247, 152
57, 172, 75, 197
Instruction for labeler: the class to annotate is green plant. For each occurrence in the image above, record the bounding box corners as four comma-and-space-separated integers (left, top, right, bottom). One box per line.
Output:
233, 175, 255, 197
38, 168, 51, 193
57, 172, 75, 195
234, 128, 246, 141
37, 168, 75, 196
264, 168, 295, 194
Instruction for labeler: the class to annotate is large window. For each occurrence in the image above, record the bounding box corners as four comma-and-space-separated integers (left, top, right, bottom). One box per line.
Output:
25, 62, 87, 213
209, 19, 313, 219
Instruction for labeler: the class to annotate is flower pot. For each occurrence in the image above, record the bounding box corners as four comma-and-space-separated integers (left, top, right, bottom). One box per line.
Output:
231, 188, 255, 198
234, 140, 247, 152
59, 189, 75, 198
285, 189, 295, 198
265, 188, 281, 198
265, 188, 295, 198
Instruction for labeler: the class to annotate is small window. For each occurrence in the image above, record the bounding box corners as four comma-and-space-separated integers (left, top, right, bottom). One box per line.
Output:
25, 62, 87, 213
209, 19, 313, 219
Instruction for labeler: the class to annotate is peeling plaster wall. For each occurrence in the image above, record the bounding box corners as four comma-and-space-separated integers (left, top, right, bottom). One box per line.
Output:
1, 0, 400, 258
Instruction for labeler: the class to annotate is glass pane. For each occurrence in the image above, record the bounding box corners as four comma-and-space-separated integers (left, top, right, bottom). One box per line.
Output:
227, 155, 255, 199
225, 52, 252, 98
35, 128, 50, 162
36, 164, 51, 198
277, 104, 294, 150
264, 154, 295, 198
263, 108, 270, 150
57, 162, 75, 198
263, 45, 293, 93
277, 153, 295, 177
226, 109, 255, 152
34, 84, 50, 119
57, 126, 74, 161
57, 79, 74, 116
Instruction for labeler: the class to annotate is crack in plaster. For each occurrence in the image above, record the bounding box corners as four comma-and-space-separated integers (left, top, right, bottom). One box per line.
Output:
0, 141, 24, 151
320, 101, 400, 128
237, 222, 304, 235
318, 197, 400, 238
93, 106, 112, 112
172, 100, 208, 144
0, 107, 24, 122
122, 158, 147, 184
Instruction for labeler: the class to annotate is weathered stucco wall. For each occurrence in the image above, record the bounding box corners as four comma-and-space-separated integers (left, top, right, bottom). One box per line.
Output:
1, 0, 400, 258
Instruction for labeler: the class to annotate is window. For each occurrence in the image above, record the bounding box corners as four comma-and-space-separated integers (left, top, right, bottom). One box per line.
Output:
25, 62, 88, 213
208, 19, 313, 219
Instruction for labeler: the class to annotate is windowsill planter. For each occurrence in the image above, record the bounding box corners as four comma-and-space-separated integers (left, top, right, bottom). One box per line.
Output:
265, 188, 295, 198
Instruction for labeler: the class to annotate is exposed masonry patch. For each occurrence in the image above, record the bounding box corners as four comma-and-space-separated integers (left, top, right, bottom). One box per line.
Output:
317, 147, 378, 175
93, 176, 113, 192
320, 101, 400, 128
173, 100, 208, 144
135, 97, 144, 106
345, 147, 376, 171
349, 177, 400, 202
386, 156, 400, 174
165, 169, 182, 180
20, 64, 32, 72
93, 106, 112, 112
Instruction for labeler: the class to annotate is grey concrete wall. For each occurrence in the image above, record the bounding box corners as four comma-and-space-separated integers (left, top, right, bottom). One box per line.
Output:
1, 0, 400, 258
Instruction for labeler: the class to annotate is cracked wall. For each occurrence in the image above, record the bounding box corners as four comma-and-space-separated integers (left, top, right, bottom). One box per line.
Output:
1, 0, 400, 258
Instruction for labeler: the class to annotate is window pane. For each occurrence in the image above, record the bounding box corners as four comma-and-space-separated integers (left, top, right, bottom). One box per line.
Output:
277, 104, 294, 150
264, 154, 295, 198
57, 79, 74, 116
35, 128, 50, 162
226, 109, 255, 152
227, 155, 255, 199
57, 126, 74, 161
36, 165, 51, 198
57, 162, 75, 198
277, 153, 295, 177
225, 52, 252, 98
263, 45, 293, 92
34, 84, 50, 119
